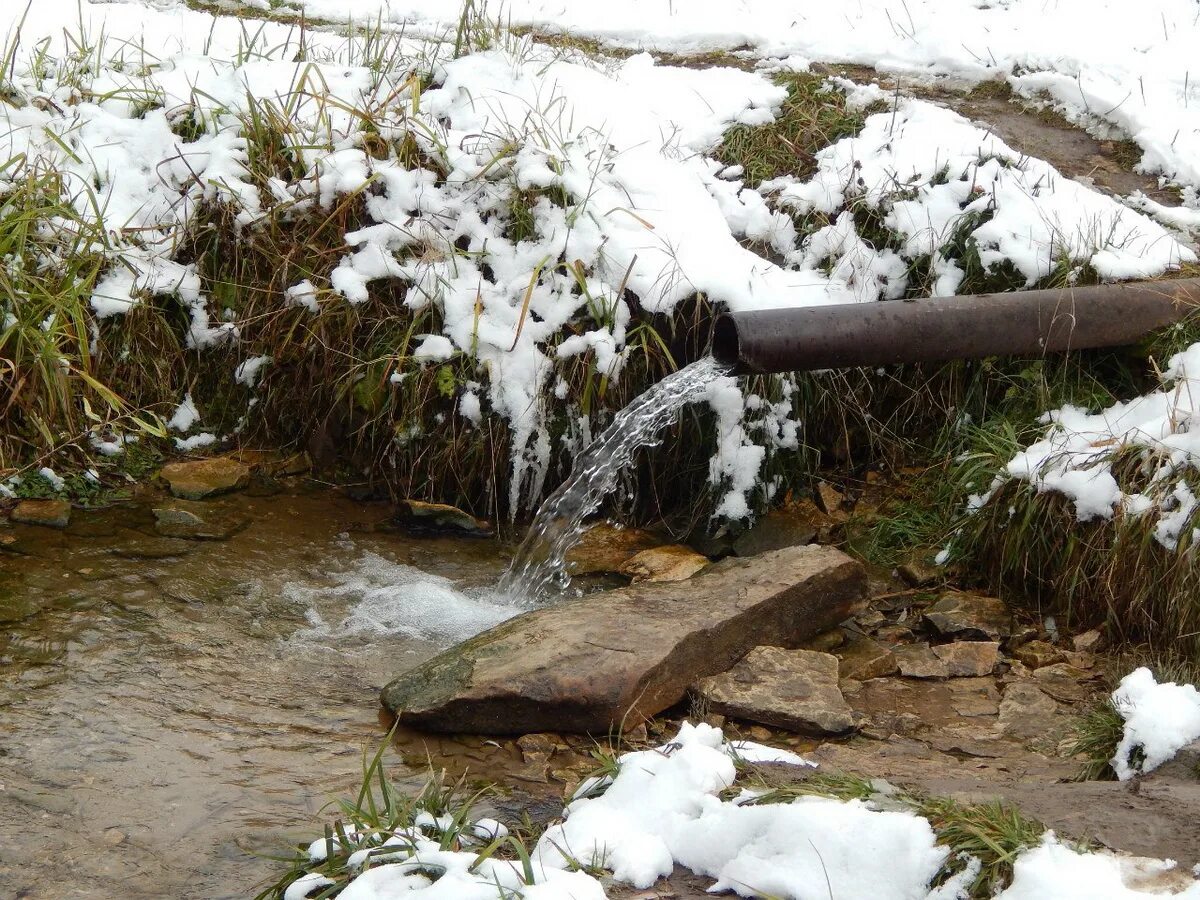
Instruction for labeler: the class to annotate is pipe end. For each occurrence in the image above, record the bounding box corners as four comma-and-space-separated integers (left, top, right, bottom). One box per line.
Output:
712, 313, 740, 369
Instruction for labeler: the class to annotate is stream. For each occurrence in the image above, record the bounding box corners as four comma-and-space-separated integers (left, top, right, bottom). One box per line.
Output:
0, 490, 518, 899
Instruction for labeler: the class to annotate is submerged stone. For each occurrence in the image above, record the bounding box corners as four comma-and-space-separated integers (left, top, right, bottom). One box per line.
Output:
160, 457, 251, 500
11, 499, 72, 529
153, 501, 249, 540
391, 500, 492, 536
381, 545, 867, 734
694, 646, 855, 736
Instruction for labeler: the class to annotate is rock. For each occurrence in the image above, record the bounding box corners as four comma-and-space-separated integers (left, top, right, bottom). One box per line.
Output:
1151, 739, 1200, 780
153, 501, 249, 540
997, 682, 1061, 741
110, 534, 196, 560
694, 647, 855, 736
803, 629, 846, 653
897, 557, 940, 587
160, 457, 250, 500
1032, 663, 1099, 704
836, 633, 899, 681
271, 450, 312, 477
922, 591, 1011, 641
732, 500, 833, 556
1012, 640, 1066, 669
11, 499, 71, 529
1072, 629, 1105, 653
932, 641, 1000, 677
949, 679, 1001, 717
926, 728, 1013, 758
617, 545, 709, 583
381, 545, 867, 733
874, 624, 915, 644
566, 523, 660, 575
814, 482, 850, 522
392, 499, 492, 536
895, 643, 949, 679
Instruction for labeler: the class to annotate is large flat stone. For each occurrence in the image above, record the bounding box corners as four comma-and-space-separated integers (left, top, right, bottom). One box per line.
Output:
381, 545, 866, 734
160, 457, 250, 500
694, 647, 855, 735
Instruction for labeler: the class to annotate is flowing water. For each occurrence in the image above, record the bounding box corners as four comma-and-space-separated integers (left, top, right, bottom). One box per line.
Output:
499, 356, 728, 600
0, 490, 524, 899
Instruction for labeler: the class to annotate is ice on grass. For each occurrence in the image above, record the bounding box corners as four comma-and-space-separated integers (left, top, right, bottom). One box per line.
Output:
1110, 667, 1200, 780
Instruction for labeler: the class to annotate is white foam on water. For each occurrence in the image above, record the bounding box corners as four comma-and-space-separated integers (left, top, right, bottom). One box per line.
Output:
285, 550, 517, 647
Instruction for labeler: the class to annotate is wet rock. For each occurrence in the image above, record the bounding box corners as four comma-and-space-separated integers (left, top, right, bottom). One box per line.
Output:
381, 545, 867, 733
922, 591, 1011, 641
836, 633, 899, 681
895, 643, 949, 679
11, 499, 71, 529
272, 450, 312, 477
932, 641, 1000, 677
392, 500, 492, 536
566, 523, 660, 575
1012, 639, 1066, 669
160, 457, 251, 500
732, 500, 833, 556
693, 647, 855, 736
110, 534, 196, 560
617, 545, 709, 583
874, 624, 916, 644
997, 682, 1062, 741
153, 501, 249, 540
1151, 739, 1200, 780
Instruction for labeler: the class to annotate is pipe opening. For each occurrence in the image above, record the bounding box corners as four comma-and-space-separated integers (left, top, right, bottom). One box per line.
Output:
711, 313, 741, 369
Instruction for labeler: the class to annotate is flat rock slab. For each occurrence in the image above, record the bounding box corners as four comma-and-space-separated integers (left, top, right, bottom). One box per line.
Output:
160, 457, 250, 500
694, 647, 855, 735
922, 591, 1012, 641
11, 499, 71, 529
153, 502, 249, 540
618, 545, 709, 583
381, 545, 866, 734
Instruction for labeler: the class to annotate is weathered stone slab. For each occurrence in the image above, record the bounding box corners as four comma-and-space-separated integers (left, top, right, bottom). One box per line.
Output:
11, 499, 71, 529
932, 641, 1001, 677
153, 501, 249, 540
160, 457, 250, 500
381, 545, 866, 734
694, 647, 855, 735
922, 591, 1012, 641
617, 545, 709, 583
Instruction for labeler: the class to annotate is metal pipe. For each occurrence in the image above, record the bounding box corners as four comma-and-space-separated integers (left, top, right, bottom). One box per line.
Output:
712, 279, 1200, 375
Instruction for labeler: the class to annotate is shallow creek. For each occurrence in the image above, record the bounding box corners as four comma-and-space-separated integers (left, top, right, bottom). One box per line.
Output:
0, 489, 531, 899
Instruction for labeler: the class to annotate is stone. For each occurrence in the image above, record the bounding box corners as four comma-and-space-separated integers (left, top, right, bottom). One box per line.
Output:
110, 534, 196, 560
566, 523, 660, 575
949, 679, 1001, 717
814, 482, 850, 522
932, 641, 1001, 677
874, 624, 915, 644
997, 682, 1061, 741
895, 643, 949, 679
1012, 640, 1066, 670
11, 499, 71, 529
617, 545, 709, 583
160, 457, 250, 500
153, 501, 249, 540
1032, 663, 1099, 704
1151, 739, 1200, 779
392, 499, 492, 536
836, 633, 899, 681
922, 591, 1012, 641
803, 629, 846, 653
381, 545, 867, 733
1072, 629, 1105, 653
897, 557, 940, 587
694, 647, 855, 736
732, 500, 833, 556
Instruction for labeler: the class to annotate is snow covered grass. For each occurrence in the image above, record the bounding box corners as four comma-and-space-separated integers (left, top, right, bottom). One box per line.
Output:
269, 723, 1200, 900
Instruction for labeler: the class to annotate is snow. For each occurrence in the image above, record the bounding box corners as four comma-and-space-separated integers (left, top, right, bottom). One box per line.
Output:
1109, 667, 1200, 780
36, 467, 65, 491
283, 721, 1200, 899
234, 355, 272, 388
167, 394, 201, 432
998, 342, 1200, 543
4, 0, 1196, 517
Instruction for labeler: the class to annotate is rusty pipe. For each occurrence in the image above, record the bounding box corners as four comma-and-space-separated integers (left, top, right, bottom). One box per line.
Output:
712, 279, 1200, 375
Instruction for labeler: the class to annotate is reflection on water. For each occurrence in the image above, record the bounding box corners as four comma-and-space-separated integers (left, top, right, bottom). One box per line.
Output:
0, 490, 509, 899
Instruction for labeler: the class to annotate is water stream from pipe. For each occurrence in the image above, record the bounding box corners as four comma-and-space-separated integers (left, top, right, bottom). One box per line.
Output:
498, 356, 729, 601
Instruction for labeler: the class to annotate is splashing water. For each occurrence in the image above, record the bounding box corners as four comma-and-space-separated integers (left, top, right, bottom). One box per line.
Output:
498, 356, 730, 601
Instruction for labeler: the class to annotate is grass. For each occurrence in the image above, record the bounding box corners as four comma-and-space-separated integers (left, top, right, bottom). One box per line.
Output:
716, 72, 881, 185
